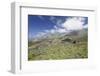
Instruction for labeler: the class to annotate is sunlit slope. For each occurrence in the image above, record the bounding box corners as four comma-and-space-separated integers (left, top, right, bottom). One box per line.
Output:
28, 29, 88, 60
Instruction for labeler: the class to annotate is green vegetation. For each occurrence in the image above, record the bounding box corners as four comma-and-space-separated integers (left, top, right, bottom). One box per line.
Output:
28, 30, 88, 60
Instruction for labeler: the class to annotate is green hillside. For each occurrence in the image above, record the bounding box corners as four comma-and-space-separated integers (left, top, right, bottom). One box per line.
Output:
28, 29, 88, 60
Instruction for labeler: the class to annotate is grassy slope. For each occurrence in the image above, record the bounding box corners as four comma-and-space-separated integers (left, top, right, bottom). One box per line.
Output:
28, 31, 88, 60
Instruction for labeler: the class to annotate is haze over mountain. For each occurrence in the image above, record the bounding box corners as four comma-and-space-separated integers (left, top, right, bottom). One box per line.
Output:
28, 28, 88, 60
28, 15, 88, 60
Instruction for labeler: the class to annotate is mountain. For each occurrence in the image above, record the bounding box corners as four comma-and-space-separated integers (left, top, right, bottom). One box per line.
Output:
30, 28, 87, 41
28, 28, 88, 60
28, 29, 88, 48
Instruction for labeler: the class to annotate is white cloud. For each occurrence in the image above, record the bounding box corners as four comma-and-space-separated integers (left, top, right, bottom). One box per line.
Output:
44, 30, 50, 33
56, 19, 63, 25
83, 24, 88, 29
35, 32, 46, 38
50, 29, 56, 34
35, 17, 88, 37
61, 17, 84, 30
57, 28, 67, 33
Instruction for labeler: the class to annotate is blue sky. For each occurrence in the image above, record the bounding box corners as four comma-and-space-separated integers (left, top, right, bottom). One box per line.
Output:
28, 15, 88, 40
